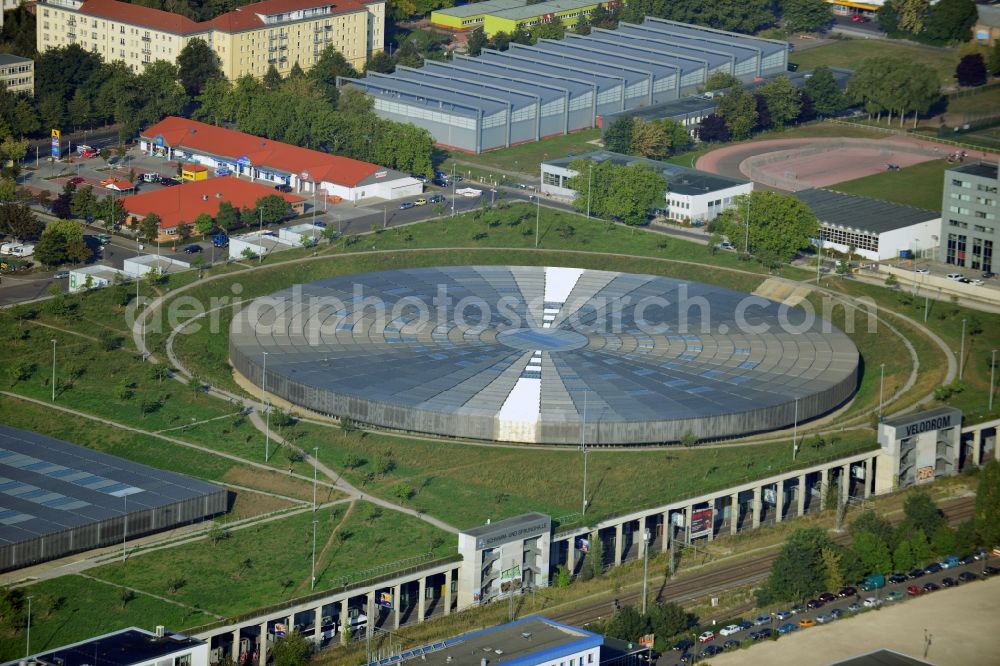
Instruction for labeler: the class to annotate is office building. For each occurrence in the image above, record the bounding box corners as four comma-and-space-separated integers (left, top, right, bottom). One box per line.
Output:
941, 161, 998, 274
0, 53, 33, 95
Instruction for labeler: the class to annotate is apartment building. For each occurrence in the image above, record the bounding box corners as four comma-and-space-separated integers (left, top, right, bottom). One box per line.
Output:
36, 0, 384, 77
0, 53, 33, 95
941, 161, 998, 274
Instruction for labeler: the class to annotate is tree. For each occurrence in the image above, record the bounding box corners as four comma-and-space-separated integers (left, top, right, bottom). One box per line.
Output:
715, 85, 758, 139
756, 527, 832, 605
852, 531, 893, 575
893, 540, 914, 571
660, 118, 691, 154
70, 185, 97, 219
139, 213, 161, 244
33, 219, 90, 266
955, 54, 988, 87
803, 66, 845, 116
365, 51, 395, 74
0, 203, 43, 241
923, 0, 977, 44
630, 118, 669, 159
567, 160, 666, 226
270, 630, 312, 666
780, 0, 833, 31
574, 13, 592, 34
602, 606, 647, 642
759, 75, 802, 127
532, 16, 566, 41
647, 602, 693, 638
194, 213, 215, 237
975, 460, 1000, 547
712, 191, 817, 266
850, 510, 896, 549
253, 195, 292, 225
704, 71, 739, 91
697, 114, 730, 142
902, 491, 945, 538
263, 65, 283, 90
929, 524, 957, 556
309, 46, 359, 104
820, 547, 844, 591
603, 116, 634, 154
0, 137, 28, 169
177, 38, 224, 97
895, 0, 931, 33
989, 40, 1000, 76
216, 201, 240, 231
467, 28, 488, 56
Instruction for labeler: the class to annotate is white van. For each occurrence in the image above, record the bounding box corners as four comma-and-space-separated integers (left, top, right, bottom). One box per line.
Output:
10, 243, 34, 257
0, 242, 20, 255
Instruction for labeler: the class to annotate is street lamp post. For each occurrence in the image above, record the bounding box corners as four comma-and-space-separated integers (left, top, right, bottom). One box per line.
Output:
25, 596, 32, 658
534, 192, 540, 249
912, 239, 919, 296
50, 339, 56, 401
451, 163, 456, 217
581, 390, 588, 517
879, 362, 886, 418
122, 492, 127, 562
311, 519, 318, 590
744, 196, 751, 254
990, 349, 997, 412
959, 318, 967, 380
641, 529, 650, 614
262, 351, 270, 462
792, 398, 799, 461
586, 162, 593, 219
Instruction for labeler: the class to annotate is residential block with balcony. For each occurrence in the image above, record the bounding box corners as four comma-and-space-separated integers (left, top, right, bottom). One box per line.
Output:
36, 0, 384, 78
0, 53, 34, 95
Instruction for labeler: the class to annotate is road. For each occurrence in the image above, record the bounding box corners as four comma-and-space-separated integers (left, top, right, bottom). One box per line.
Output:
546, 496, 976, 641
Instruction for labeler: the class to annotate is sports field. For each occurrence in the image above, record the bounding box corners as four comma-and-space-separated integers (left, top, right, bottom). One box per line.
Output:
789, 39, 956, 82
830, 159, 949, 210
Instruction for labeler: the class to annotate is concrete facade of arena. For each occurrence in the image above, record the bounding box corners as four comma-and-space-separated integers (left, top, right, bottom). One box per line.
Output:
940, 161, 998, 274
0, 426, 226, 571
8, 627, 209, 666
36, 0, 384, 76
341, 18, 788, 153
139, 117, 422, 205
184, 409, 999, 664
541, 150, 752, 223
794, 188, 943, 262
0, 53, 34, 95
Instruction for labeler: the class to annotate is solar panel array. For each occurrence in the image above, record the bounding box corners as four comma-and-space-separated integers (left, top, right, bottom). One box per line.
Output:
230, 266, 859, 444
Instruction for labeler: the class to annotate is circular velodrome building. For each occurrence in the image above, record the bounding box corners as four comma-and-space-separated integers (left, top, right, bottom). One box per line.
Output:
229, 266, 860, 445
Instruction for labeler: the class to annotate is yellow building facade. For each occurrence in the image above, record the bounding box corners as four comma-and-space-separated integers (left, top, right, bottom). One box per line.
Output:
36, 0, 384, 78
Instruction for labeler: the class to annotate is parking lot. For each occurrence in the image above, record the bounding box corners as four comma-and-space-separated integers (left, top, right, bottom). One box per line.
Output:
670, 557, 1000, 665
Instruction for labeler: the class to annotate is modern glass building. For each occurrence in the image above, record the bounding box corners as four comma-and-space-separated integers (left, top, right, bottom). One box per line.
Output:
942, 161, 998, 274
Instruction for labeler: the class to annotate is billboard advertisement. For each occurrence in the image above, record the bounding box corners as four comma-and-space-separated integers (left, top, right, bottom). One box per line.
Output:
377, 591, 393, 609
51, 129, 61, 160
763, 488, 777, 505
690, 508, 714, 539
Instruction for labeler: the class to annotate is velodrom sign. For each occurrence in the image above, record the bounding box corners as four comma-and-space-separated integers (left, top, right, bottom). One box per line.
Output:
903, 415, 953, 437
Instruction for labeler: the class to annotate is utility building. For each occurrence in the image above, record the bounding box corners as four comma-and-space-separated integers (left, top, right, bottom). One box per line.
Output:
341, 18, 788, 153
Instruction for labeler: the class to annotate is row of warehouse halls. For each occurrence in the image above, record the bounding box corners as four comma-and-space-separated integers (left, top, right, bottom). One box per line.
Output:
340, 17, 789, 153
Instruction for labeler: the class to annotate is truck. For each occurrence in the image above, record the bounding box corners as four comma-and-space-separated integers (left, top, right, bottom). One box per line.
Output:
860, 574, 885, 591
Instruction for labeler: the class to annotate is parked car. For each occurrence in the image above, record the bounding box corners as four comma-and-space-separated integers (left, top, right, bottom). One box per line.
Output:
837, 586, 857, 597
863, 597, 882, 608
907, 585, 924, 596
141, 172, 160, 183
429, 194, 445, 203
982, 565, 1000, 577
915, 267, 930, 274
414, 198, 427, 206
806, 599, 824, 609
719, 625, 741, 637
68, 176, 85, 185
941, 577, 957, 588
753, 615, 772, 626
940, 555, 961, 569
847, 602, 861, 612
737, 620, 753, 631
212, 234, 229, 248
946, 273, 964, 281
777, 623, 797, 635
924, 563, 942, 575
829, 608, 845, 620
907, 568, 925, 579
885, 590, 905, 601
815, 613, 833, 624
697, 631, 715, 644
216, 166, 232, 176
888, 573, 908, 584
970, 279, 985, 286
961, 554, 978, 565
672, 639, 693, 652
789, 604, 805, 615
749, 628, 772, 641
798, 618, 817, 628
723, 639, 741, 650
183, 244, 202, 254
720, 241, 735, 251
818, 592, 837, 603
275, 183, 293, 193
53, 271, 69, 279
160, 178, 180, 187
399, 201, 415, 210
773, 610, 792, 621
702, 645, 723, 657
958, 571, 979, 583
922, 582, 940, 593
983, 272, 996, 279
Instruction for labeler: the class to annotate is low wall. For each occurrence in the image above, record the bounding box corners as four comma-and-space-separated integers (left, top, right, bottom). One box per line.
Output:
879, 264, 1000, 306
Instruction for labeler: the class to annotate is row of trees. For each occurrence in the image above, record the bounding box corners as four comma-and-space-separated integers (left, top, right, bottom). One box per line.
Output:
709, 191, 818, 267
759, 466, 1000, 606
847, 57, 941, 127
603, 117, 692, 160
565, 159, 668, 226
878, 0, 979, 45
622, 0, 834, 35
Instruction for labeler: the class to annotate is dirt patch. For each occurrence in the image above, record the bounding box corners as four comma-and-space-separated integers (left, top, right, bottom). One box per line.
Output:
225, 487, 299, 520
222, 466, 337, 503
709, 576, 1000, 665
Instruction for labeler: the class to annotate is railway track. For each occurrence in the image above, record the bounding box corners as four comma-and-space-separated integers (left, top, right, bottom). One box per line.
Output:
551, 496, 976, 628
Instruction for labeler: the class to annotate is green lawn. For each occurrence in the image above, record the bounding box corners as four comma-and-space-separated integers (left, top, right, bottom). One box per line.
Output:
945, 85, 1000, 117
790, 39, 957, 83
87, 502, 454, 618
443, 129, 603, 176
0, 575, 211, 660
828, 159, 948, 210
